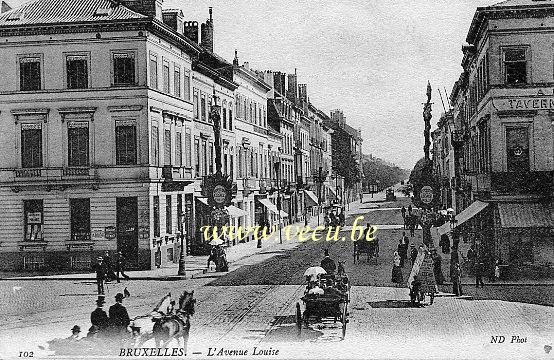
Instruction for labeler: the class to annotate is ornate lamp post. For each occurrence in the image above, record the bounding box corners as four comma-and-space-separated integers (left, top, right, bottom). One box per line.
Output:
177, 214, 186, 276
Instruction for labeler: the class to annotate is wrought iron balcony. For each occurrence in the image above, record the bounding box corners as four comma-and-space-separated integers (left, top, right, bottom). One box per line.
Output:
63, 167, 90, 177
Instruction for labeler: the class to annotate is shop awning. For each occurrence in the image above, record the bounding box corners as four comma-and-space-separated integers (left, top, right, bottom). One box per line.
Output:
304, 190, 319, 206
225, 205, 247, 218
196, 197, 209, 206
257, 198, 279, 214
437, 200, 489, 235
328, 186, 337, 199
498, 202, 553, 228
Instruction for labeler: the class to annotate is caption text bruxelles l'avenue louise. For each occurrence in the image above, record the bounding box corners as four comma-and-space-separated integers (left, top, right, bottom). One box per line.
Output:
200, 216, 377, 243
118, 347, 279, 357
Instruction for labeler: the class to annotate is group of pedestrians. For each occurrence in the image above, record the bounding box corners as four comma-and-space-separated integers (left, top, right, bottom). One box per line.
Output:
391, 232, 414, 284
94, 251, 130, 295
400, 205, 417, 237
89, 293, 131, 339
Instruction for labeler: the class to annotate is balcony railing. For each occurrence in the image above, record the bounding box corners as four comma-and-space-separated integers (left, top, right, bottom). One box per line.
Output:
15, 168, 41, 178
63, 167, 90, 177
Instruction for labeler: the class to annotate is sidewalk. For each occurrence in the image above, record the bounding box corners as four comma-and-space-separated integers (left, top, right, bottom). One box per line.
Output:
3, 200, 363, 281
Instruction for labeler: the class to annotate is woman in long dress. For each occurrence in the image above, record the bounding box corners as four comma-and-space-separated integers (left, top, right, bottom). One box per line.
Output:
391, 251, 403, 284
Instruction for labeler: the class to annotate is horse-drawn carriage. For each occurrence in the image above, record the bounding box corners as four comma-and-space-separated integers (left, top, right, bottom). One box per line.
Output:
296, 263, 350, 339
353, 238, 378, 264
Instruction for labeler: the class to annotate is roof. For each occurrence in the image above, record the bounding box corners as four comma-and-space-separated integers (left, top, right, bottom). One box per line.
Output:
491, 0, 554, 7
0, 0, 146, 26
498, 202, 553, 228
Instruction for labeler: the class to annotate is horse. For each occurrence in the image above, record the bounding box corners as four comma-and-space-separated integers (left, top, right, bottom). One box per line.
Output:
152, 290, 196, 354
353, 239, 376, 264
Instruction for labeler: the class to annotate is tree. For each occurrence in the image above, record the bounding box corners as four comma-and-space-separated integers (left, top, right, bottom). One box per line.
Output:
331, 128, 361, 189
362, 155, 409, 191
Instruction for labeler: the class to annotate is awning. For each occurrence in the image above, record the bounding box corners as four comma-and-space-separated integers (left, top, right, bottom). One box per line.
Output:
498, 202, 553, 228
328, 186, 337, 199
226, 205, 247, 218
437, 200, 489, 235
304, 190, 319, 206
257, 198, 279, 214
196, 197, 209, 206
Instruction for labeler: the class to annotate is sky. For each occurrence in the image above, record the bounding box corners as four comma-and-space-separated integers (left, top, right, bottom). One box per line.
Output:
8, 0, 497, 170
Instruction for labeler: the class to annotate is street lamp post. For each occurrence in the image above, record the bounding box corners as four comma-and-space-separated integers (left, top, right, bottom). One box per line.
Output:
275, 148, 283, 244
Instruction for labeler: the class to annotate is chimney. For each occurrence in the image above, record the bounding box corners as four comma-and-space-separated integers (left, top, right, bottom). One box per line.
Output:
233, 49, 239, 66
287, 69, 298, 104
183, 21, 199, 43
299, 84, 307, 104
243, 62, 249, 70
200, 7, 214, 52
1, 1, 12, 14
119, 0, 163, 20
162, 9, 183, 33
273, 72, 286, 97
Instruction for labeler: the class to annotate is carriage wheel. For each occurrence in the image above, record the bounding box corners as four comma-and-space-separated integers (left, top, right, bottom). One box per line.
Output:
295, 303, 302, 334
341, 303, 348, 339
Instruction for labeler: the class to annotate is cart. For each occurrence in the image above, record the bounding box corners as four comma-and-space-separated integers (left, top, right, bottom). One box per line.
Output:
296, 270, 350, 339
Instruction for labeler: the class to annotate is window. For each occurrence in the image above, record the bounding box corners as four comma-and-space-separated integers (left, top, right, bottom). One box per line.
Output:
115, 121, 137, 165
223, 108, 227, 129
24, 199, 43, 241
21, 123, 42, 168
192, 91, 200, 120
506, 127, 529, 172
166, 195, 172, 234
504, 48, 527, 85
70, 198, 90, 241
185, 127, 191, 167
66, 54, 88, 89
201, 95, 206, 121
230, 154, 233, 179
194, 138, 200, 175
183, 72, 191, 101
151, 125, 159, 166
202, 139, 207, 176
150, 53, 158, 89
175, 130, 182, 167
177, 194, 183, 233
67, 121, 89, 167
153, 196, 160, 237
19, 56, 41, 91
229, 108, 233, 130
174, 66, 181, 98
164, 129, 171, 166
113, 52, 136, 85
209, 142, 214, 174
163, 60, 170, 93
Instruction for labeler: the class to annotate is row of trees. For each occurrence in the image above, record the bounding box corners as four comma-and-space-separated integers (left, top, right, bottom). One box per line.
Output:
362, 155, 409, 191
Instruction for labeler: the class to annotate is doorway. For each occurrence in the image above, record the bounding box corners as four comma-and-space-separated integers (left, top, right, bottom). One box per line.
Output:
116, 197, 138, 268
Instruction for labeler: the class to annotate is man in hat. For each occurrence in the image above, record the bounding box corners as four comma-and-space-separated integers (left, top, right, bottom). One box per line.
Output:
320, 249, 336, 275
116, 251, 130, 283
90, 296, 108, 336
67, 325, 81, 341
93, 257, 106, 295
109, 293, 130, 337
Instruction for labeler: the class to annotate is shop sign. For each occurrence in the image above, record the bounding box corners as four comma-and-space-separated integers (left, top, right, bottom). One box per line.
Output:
213, 185, 227, 204
420, 186, 434, 205
27, 212, 42, 224
91, 228, 105, 241
105, 226, 117, 240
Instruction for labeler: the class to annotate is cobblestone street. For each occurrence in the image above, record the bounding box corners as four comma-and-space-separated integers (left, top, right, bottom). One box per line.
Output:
0, 194, 552, 359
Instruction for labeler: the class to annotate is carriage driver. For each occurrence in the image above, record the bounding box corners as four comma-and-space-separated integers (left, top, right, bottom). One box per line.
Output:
321, 249, 337, 275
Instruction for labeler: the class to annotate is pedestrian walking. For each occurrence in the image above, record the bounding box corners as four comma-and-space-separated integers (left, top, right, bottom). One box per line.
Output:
90, 296, 108, 337
409, 217, 416, 237
104, 251, 116, 282
466, 244, 476, 275
410, 244, 418, 267
359, 193, 363, 203
401, 206, 407, 229
452, 262, 463, 296
407, 204, 412, 215
402, 232, 409, 256
475, 259, 485, 288
116, 251, 130, 283
397, 239, 406, 267
432, 250, 445, 285
391, 251, 403, 284
108, 293, 130, 337
93, 256, 106, 295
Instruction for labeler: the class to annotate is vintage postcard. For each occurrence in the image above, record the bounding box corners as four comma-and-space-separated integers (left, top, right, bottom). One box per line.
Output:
0, 0, 552, 359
